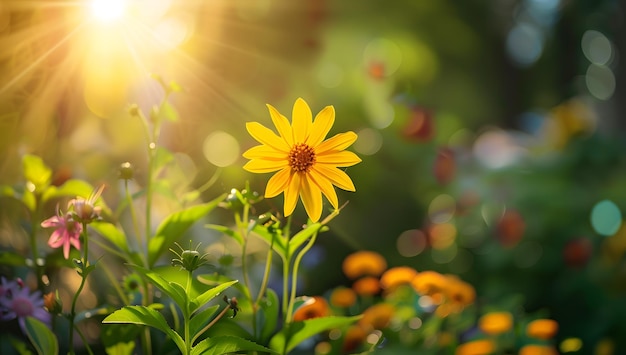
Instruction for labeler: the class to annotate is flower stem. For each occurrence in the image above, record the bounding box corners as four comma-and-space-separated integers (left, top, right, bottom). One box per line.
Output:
237, 203, 257, 337
184, 269, 193, 355
285, 232, 318, 324
124, 179, 142, 256
192, 304, 232, 344
68, 222, 90, 355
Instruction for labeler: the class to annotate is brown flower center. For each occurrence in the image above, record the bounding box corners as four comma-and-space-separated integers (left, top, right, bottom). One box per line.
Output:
288, 143, 316, 173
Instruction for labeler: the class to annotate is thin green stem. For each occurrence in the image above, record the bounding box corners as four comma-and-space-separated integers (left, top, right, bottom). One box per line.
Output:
73, 323, 94, 355
192, 305, 232, 345
237, 203, 257, 337
29, 198, 44, 291
184, 269, 193, 355
254, 242, 274, 306
285, 233, 318, 324
68, 222, 90, 355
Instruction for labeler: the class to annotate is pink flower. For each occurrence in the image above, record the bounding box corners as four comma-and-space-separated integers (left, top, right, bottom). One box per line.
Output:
41, 208, 82, 259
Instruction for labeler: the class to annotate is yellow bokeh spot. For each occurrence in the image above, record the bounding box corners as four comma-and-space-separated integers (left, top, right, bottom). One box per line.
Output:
560, 337, 583, 353
203, 131, 240, 167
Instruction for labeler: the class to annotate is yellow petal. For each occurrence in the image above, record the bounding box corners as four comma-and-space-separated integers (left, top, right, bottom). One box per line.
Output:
309, 168, 338, 209
313, 165, 356, 191
316, 151, 362, 167
301, 175, 323, 222
283, 172, 301, 217
246, 122, 290, 152
292, 98, 312, 143
265, 168, 292, 198
307, 105, 335, 147
316, 131, 357, 154
243, 159, 288, 173
243, 145, 288, 160
267, 104, 294, 146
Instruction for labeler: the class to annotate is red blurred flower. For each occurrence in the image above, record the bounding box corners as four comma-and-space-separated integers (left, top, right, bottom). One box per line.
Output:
496, 209, 525, 248
403, 107, 434, 142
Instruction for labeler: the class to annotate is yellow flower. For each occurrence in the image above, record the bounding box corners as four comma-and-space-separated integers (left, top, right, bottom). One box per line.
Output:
478, 311, 514, 335
526, 319, 559, 340
380, 266, 418, 290
519, 344, 559, 355
243, 98, 361, 222
330, 287, 357, 308
455, 339, 495, 355
342, 251, 387, 279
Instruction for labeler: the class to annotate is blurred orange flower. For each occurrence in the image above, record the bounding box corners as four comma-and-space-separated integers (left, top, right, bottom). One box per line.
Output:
292, 296, 330, 322
526, 319, 559, 340
380, 266, 418, 290
330, 287, 357, 308
455, 339, 495, 355
342, 251, 387, 279
352, 276, 380, 296
342, 324, 368, 353
359, 303, 395, 331
411, 270, 447, 296
445, 275, 476, 307
478, 311, 514, 335
519, 344, 559, 355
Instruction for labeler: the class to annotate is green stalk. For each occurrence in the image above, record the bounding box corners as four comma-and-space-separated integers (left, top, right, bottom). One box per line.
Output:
285, 232, 318, 324
68, 222, 90, 355
29, 197, 44, 291
184, 269, 193, 355
124, 179, 142, 255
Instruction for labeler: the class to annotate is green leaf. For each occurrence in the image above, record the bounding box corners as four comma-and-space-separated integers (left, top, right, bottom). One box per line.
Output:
0, 251, 27, 266
251, 223, 287, 260
270, 316, 361, 353
105, 341, 135, 355
129, 265, 188, 311
90, 222, 130, 253
103, 306, 186, 353
41, 179, 94, 205
189, 305, 219, 342
160, 101, 179, 122
191, 280, 238, 315
22, 188, 36, 212
191, 336, 278, 355
101, 323, 142, 349
259, 288, 280, 343
205, 224, 243, 245
196, 274, 247, 297
154, 146, 175, 174
288, 223, 323, 254
24, 316, 58, 355
0, 185, 17, 199
22, 155, 51, 192
168, 80, 184, 93
148, 194, 225, 267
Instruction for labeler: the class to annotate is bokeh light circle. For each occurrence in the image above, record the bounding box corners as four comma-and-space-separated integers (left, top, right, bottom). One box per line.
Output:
203, 131, 240, 167
396, 229, 427, 257
353, 128, 382, 156
363, 38, 402, 77
428, 194, 456, 224
590, 200, 622, 236
506, 22, 544, 67
317, 62, 344, 88
581, 30, 613, 65
585, 64, 615, 100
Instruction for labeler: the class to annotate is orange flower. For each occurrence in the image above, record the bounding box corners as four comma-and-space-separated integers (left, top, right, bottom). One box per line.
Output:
330, 287, 357, 308
411, 270, 447, 296
342, 324, 368, 353
380, 266, 418, 290
519, 344, 559, 355
359, 303, 395, 331
478, 311, 514, 335
292, 296, 330, 322
526, 319, 559, 340
342, 251, 387, 279
455, 339, 495, 355
352, 276, 380, 296
445, 275, 476, 307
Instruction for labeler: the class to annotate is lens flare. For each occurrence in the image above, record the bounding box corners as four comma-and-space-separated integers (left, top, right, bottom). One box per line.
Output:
90, 0, 126, 22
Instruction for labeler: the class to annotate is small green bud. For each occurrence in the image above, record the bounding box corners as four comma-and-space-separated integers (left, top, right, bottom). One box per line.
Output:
170, 242, 210, 272
119, 162, 134, 180
128, 104, 140, 117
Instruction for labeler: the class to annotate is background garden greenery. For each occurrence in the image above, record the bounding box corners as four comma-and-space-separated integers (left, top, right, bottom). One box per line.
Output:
0, 0, 625, 354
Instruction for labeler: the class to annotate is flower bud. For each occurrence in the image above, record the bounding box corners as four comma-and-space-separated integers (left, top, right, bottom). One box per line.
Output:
170, 242, 210, 272
118, 162, 134, 180
43, 291, 63, 315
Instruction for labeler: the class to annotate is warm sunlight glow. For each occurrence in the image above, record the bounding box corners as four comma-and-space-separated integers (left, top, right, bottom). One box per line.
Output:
90, 0, 125, 22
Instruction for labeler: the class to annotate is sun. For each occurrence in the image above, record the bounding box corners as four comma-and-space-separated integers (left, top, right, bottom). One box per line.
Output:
90, 0, 126, 22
